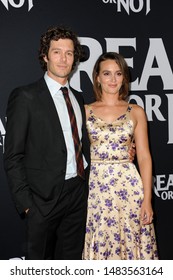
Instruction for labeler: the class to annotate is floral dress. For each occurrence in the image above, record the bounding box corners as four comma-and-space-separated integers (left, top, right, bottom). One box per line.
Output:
83, 105, 158, 260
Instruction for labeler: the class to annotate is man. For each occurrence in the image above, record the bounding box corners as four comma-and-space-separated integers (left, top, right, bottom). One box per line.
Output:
4, 26, 90, 260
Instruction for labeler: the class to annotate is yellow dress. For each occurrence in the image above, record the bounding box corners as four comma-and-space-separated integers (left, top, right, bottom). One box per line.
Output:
83, 105, 158, 260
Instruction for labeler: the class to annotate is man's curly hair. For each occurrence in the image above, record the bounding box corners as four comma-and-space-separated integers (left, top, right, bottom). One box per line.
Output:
39, 26, 84, 72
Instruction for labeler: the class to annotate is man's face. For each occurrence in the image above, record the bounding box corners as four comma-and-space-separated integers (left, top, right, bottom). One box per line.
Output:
44, 38, 74, 84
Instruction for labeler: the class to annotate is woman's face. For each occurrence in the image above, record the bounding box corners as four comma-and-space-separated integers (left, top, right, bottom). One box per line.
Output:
97, 59, 124, 96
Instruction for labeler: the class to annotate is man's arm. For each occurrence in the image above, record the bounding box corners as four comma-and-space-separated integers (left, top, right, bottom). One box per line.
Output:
3, 88, 33, 215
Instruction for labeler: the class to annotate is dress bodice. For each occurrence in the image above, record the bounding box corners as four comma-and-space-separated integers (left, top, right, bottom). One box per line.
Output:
86, 105, 134, 163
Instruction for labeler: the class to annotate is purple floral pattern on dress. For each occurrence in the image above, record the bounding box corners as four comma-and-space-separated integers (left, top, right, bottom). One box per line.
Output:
83, 106, 158, 260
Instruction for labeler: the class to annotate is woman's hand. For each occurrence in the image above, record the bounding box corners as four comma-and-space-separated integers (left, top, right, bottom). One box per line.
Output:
141, 200, 153, 225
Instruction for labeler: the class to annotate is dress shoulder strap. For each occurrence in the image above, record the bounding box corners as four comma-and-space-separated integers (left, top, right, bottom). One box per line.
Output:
86, 104, 93, 114
126, 105, 133, 116
124, 105, 132, 120
126, 105, 135, 142
127, 105, 132, 113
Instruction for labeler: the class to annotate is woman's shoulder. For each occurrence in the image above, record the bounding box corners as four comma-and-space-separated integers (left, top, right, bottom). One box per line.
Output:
129, 103, 147, 121
129, 103, 145, 113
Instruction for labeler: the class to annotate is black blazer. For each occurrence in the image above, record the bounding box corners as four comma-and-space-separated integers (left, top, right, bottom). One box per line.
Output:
4, 77, 90, 216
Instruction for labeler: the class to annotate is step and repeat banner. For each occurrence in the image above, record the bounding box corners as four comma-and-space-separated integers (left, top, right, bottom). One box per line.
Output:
0, 0, 173, 260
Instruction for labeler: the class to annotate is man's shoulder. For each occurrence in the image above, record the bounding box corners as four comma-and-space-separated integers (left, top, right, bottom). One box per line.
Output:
11, 77, 45, 95
8, 77, 47, 103
17, 77, 45, 90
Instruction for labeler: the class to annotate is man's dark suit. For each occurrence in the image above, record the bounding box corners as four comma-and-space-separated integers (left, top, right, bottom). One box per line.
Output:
3, 77, 90, 259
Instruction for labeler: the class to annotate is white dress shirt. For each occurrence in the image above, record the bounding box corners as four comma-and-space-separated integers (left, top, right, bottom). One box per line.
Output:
44, 72, 87, 179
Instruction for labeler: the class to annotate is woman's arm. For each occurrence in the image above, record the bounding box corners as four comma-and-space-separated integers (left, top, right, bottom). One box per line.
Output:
133, 105, 153, 225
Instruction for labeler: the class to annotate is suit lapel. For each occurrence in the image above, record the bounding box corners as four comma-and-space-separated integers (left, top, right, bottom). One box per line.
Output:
37, 78, 66, 145
70, 87, 86, 124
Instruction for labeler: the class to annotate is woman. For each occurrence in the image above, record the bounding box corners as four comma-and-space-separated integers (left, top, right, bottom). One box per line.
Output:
83, 52, 158, 260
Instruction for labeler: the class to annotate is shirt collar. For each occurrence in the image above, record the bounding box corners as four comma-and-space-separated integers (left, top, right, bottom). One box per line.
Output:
44, 72, 69, 98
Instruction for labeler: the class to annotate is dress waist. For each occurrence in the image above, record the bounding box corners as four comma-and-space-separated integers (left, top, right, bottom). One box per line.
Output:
91, 159, 130, 164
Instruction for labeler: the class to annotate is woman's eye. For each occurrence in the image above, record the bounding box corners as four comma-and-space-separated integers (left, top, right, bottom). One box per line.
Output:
117, 72, 122, 76
103, 72, 109, 76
